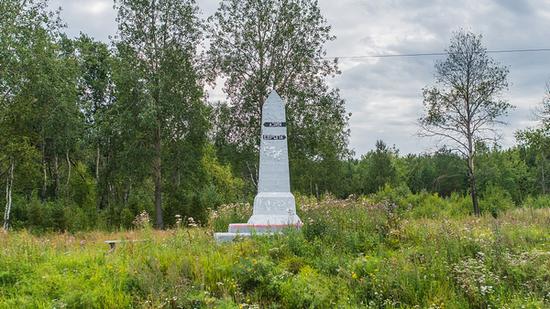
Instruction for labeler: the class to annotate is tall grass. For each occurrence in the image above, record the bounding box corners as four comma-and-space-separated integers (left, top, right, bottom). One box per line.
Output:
1, 192, 549, 308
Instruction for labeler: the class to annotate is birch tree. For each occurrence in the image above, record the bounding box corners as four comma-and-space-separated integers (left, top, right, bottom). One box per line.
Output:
420, 31, 512, 216
542, 83, 550, 128
1, 0, 67, 228
2, 158, 14, 231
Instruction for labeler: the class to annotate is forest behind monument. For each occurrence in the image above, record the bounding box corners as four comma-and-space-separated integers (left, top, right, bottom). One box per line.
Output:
1, 0, 549, 232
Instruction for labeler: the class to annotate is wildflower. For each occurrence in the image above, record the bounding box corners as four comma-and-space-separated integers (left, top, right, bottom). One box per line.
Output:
480, 285, 493, 295
351, 271, 358, 279
175, 214, 182, 228
187, 217, 198, 228
132, 211, 150, 229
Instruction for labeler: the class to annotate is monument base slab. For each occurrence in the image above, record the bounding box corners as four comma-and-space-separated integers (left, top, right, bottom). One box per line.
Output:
213, 232, 251, 243
214, 223, 302, 243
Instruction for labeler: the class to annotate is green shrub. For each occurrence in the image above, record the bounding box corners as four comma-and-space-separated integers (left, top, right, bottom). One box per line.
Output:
446, 192, 473, 217
522, 194, 550, 209
370, 183, 412, 205
405, 191, 447, 218
405, 191, 471, 219
480, 185, 515, 217
232, 255, 280, 300
280, 266, 344, 308
65, 162, 96, 209
208, 202, 252, 232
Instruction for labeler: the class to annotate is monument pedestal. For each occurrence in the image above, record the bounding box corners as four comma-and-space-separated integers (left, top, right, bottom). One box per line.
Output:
214, 184, 302, 243
214, 186, 302, 242
214, 91, 302, 243
248, 192, 301, 225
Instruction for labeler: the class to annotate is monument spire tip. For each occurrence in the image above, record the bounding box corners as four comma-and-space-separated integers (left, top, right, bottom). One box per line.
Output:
268, 89, 279, 97
266, 90, 284, 106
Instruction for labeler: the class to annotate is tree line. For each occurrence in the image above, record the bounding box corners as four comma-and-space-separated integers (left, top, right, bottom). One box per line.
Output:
1, 0, 548, 231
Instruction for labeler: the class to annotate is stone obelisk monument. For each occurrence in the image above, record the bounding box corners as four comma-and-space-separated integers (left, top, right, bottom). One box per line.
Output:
215, 91, 302, 242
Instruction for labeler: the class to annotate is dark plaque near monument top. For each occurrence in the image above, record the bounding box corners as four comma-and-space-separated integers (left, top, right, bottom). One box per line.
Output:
262, 134, 287, 140
263, 122, 286, 127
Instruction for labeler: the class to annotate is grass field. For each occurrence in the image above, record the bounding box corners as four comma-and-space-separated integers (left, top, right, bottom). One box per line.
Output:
1, 194, 549, 308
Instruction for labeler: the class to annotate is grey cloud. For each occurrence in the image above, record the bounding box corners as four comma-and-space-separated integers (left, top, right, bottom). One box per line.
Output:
50, 0, 116, 41
494, 0, 533, 14
324, 0, 550, 155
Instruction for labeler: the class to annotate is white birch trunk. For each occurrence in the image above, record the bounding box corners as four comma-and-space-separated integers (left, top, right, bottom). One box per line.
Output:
66, 150, 71, 187
96, 145, 100, 181
3, 159, 14, 231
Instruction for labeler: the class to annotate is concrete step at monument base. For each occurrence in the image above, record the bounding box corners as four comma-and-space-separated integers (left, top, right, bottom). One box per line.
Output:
214, 223, 302, 243
213, 231, 284, 243
213, 232, 252, 243
228, 223, 302, 234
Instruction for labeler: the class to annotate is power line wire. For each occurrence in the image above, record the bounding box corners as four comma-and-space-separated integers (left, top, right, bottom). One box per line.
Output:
324, 48, 550, 59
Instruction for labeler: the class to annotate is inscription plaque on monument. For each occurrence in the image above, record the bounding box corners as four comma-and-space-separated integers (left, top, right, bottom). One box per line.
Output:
263, 122, 286, 127
214, 91, 302, 242
262, 134, 286, 140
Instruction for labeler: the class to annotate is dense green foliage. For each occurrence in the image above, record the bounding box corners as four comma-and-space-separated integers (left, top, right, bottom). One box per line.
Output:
1, 0, 549, 231
1, 193, 549, 308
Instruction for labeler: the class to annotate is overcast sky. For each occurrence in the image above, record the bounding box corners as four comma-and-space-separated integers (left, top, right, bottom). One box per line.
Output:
48, 0, 550, 156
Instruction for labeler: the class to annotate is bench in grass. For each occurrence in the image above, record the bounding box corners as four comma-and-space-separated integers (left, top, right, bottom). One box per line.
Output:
104, 239, 149, 252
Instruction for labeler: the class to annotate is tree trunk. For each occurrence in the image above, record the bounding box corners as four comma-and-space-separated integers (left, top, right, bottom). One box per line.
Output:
154, 124, 163, 229
123, 181, 130, 207
66, 150, 71, 187
541, 154, 546, 194
315, 183, 320, 201
54, 154, 59, 197
3, 159, 14, 231
97, 143, 107, 211
467, 155, 480, 216
96, 144, 100, 181
41, 141, 47, 200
